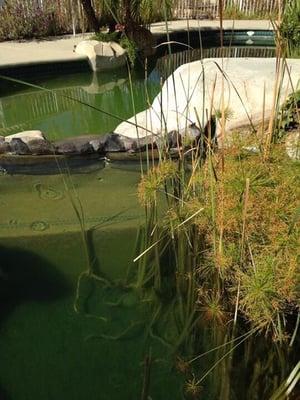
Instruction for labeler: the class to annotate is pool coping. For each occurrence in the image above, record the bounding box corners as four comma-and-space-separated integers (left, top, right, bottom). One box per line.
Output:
0, 19, 273, 70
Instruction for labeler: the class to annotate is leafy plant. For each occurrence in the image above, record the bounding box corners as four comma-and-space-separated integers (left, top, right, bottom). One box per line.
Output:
275, 90, 300, 142
119, 36, 138, 67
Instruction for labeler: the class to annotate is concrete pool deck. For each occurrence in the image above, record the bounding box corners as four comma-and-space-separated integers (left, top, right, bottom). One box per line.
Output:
0, 19, 273, 69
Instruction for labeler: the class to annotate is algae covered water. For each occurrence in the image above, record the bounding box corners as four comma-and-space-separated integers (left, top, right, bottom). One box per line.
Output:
0, 167, 183, 400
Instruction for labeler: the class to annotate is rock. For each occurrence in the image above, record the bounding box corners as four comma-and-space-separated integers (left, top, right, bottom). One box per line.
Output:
54, 141, 77, 155
285, 130, 300, 161
27, 139, 54, 155
5, 130, 45, 144
10, 138, 30, 155
103, 133, 138, 152
134, 135, 157, 152
103, 133, 127, 152
117, 134, 137, 151
75, 40, 127, 72
0, 141, 11, 154
180, 123, 201, 140
90, 137, 106, 153
54, 135, 101, 155
114, 58, 300, 143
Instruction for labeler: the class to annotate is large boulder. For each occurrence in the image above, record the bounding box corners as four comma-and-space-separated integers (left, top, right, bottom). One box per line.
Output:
75, 40, 127, 72
114, 58, 300, 143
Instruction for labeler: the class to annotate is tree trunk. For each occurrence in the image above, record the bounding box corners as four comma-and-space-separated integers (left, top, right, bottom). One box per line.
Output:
123, 0, 132, 25
80, 0, 100, 32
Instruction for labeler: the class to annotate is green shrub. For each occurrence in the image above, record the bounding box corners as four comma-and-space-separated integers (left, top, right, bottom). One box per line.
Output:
90, 31, 120, 42
280, 0, 300, 55
275, 90, 300, 141
119, 36, 138, 67
0, 1, 64, 41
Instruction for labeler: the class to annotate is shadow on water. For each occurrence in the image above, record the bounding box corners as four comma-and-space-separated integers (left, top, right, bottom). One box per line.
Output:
0, 244, 71, 399
0, 386, 11, 400
0, 244, 71, 325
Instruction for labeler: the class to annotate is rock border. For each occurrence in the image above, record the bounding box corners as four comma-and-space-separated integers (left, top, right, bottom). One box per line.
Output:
0, 128, 202, 174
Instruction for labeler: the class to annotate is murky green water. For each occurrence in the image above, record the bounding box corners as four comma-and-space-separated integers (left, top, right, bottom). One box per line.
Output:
0, 68, 160, 140
1, 45, 297, 400
0, 167, 186, 400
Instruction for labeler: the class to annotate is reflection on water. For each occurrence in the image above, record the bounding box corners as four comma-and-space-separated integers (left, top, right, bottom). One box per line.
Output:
0, 69, 159, 140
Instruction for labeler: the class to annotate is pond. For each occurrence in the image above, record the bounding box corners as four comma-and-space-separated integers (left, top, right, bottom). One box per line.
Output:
1, 43, 296, 400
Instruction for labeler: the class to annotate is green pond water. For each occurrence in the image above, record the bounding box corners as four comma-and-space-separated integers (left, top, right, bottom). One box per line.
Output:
0, 46, 296, 400
0, 68, 160, 140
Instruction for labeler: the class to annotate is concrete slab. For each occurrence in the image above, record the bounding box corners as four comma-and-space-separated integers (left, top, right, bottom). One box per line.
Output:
151, 19, 273, 34
0, 20, 273, 69
0, 35, 89, 68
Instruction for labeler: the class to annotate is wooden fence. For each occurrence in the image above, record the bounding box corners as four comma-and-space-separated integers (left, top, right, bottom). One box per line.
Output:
1, 0, 285, 35
173, 0, 284, 19
155, 46, 276, 78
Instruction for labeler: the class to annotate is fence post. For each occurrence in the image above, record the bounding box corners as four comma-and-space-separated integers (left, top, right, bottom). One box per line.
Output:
70, 0, 76, 36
